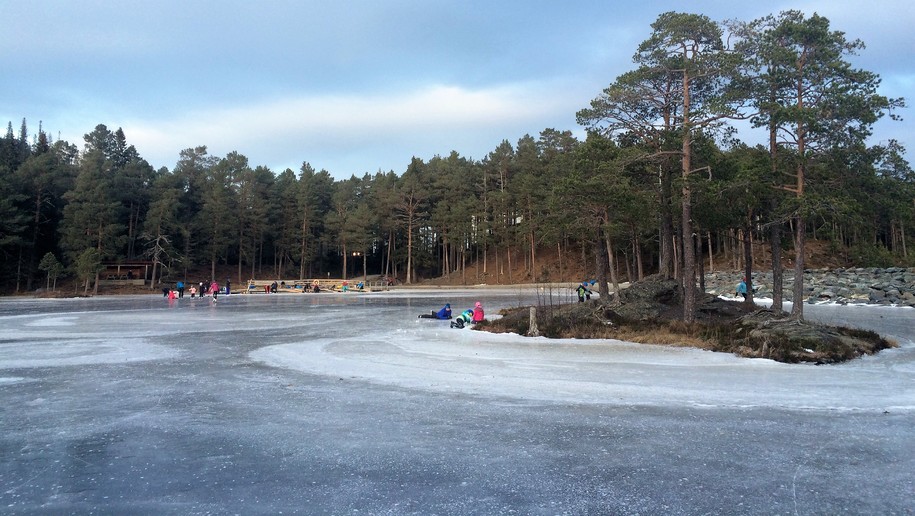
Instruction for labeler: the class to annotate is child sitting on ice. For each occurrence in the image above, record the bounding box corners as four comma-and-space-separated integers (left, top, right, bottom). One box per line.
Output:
450, 308, 474, 328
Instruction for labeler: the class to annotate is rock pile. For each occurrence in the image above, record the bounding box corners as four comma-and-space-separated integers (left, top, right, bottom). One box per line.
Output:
703, 267, 915, 307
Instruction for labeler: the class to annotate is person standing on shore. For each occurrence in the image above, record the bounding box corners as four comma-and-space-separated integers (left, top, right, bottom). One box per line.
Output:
576, 281, 592, 303
736, 277, 748, 301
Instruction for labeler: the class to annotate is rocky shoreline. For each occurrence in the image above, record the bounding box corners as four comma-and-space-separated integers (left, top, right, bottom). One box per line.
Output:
704, 267, 915, 307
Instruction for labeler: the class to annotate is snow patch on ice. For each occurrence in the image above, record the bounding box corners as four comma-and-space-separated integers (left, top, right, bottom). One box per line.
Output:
0, 339, 178, 369
251, 319, 915, 412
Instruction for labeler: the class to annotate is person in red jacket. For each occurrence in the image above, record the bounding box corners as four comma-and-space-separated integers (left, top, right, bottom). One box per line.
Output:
472, 301, 484, 323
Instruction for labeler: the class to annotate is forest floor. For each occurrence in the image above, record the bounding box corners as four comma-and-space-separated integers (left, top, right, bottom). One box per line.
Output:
423, 239, 852, 287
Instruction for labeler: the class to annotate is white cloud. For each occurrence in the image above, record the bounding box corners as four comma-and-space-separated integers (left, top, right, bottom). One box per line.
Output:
121, 82, 577, 174
6, 1, 911, 175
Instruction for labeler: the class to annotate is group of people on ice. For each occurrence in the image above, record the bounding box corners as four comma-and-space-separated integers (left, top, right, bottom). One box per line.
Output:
163, 279, 232, 301
419, 301, 485, 328
451, 302, 485, 328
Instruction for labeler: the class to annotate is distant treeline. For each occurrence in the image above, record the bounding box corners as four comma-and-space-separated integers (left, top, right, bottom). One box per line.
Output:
1, 11, 910, 322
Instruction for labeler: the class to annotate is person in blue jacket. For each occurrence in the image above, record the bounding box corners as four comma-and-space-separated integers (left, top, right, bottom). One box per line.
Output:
419, 303, 452, 320
435, 303, 452, 319
736, 277, 748, 300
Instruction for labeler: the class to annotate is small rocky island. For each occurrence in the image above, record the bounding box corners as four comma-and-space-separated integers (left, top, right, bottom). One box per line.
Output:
479, 275, 897, 364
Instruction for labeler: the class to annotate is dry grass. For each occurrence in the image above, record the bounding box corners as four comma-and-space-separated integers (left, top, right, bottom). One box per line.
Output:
612, 327, 716, 349
483, 305, 717, 349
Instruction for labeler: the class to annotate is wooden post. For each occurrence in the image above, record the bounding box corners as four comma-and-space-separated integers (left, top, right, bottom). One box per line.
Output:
527, 306, 539, 337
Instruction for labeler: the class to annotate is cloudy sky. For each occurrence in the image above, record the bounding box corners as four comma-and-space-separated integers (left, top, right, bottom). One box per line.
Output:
2, 1, 913, 178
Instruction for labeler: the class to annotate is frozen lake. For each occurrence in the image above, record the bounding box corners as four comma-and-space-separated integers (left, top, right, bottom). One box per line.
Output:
1, 289, 913, 514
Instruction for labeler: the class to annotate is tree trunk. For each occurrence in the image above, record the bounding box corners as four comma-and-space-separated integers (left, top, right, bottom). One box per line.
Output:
743, 220, 754, 306
697, 231, 705, 293
659, 165, 675, 278
679, 124, 698, 317
529, 229, 537, 282
127, 202, 135, 260
507, 246, 513, 284
605, 238, 620, 304
527, 307, 539, 337
707, 231, 714, 273
27, 192, 44, 291
237, 224, 244, 284
342, 242, 348, 280
596, 229, 609, 299
770, 205, 784, 313
767, 74, 783, 313
790, 72, 807, 321
791, 214, 805, 320
406, 217, 413, 284
150, 261, 159, 290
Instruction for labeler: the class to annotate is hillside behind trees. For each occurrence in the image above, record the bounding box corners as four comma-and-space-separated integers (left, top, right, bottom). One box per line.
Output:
1, 11, 910, 323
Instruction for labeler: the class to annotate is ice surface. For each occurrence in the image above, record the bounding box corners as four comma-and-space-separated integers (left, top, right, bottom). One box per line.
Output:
2, 290, 913, 410
251, 292, 915, 412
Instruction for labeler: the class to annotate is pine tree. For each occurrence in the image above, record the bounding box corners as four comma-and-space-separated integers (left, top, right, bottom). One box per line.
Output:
195, 152, 239, 281
60, 138, 125, 294
142, 170, 182, 289
750, 11, 903, 320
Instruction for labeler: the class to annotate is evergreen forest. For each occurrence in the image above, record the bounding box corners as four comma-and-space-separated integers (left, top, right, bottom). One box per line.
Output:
1, 11, 911, 322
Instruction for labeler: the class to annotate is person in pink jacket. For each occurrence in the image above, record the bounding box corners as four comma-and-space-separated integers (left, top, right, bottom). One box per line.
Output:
210, 281, 220, 301
472, 301, 484, 323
